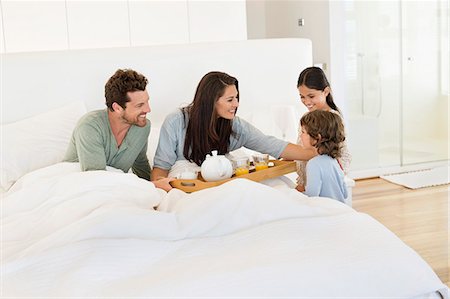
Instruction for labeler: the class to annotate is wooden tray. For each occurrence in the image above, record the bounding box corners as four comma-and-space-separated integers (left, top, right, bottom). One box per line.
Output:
170, 160, 296, 193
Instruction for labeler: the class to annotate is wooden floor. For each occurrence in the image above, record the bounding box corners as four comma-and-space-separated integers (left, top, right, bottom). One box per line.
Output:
352, 178, 449, 287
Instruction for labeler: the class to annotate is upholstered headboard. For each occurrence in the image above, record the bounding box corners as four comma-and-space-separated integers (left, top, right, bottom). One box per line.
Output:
1, 38, 312, 138
1, 38, 314, 192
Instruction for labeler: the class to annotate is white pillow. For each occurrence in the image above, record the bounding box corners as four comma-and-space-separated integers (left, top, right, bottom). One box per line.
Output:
0, 102, 87, 191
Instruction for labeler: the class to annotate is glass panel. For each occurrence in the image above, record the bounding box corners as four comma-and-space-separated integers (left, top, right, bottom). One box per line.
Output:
345, 1, 402, 171
401, 0, 449, 165
345, 0, 448, 173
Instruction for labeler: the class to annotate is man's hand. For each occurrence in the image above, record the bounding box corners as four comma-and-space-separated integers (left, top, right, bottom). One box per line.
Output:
152, 177, 175, 192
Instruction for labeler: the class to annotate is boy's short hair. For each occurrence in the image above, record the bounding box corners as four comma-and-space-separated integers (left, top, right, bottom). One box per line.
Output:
300, 110, 345, 158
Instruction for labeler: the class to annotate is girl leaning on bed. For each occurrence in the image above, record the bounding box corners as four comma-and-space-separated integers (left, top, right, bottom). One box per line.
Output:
295, 67, 351, 194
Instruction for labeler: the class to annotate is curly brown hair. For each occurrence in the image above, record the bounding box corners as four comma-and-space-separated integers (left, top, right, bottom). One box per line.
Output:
104, 69, 148, 111
300, 110, 345, 159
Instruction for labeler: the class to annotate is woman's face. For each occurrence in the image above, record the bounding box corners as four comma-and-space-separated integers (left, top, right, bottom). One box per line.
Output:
298, 85, 330, 111
215, 85, 239, 119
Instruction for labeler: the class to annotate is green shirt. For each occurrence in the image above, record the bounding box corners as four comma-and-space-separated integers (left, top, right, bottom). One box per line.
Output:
64, 109, 151, 180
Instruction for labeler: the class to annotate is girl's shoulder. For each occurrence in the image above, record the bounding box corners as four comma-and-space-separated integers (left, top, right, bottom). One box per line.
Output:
330, 109, 343, 117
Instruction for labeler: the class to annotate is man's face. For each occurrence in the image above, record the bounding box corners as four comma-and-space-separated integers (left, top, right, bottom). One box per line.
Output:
121, 90, 151, 127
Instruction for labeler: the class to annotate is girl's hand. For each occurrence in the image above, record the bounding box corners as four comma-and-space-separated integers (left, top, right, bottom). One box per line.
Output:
296, 184, 305, 192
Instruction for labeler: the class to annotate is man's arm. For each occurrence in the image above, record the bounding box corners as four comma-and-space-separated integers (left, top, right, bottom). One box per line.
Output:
74, 123, 107, 171
132, 144, 151, 181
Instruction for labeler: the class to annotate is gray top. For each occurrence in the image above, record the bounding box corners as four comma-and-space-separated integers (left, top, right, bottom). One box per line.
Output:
304, 154, 348, 202
154, 109, 289, 170
64, 109, 151, 180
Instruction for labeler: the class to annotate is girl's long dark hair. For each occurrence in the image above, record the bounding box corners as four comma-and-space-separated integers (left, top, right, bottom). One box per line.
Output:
297, 67, 341, 113
183, 71, 239, 166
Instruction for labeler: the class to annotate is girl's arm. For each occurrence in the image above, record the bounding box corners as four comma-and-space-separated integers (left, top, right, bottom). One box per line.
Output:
338, 141, 352, 174
295, 122, 307, 190
152, 167, 169, 180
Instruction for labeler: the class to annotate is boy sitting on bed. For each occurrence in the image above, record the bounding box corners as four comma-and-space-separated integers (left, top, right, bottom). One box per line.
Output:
299, 110, 348, 202
63, 68, 173, 191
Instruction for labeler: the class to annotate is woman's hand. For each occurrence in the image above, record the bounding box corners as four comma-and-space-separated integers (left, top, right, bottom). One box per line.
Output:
280, 143, 317, 161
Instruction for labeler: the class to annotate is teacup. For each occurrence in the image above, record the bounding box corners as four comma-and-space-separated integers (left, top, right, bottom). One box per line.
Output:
178, 169, 198, 180
252, 153, 269, 171
231, 157, 250, 176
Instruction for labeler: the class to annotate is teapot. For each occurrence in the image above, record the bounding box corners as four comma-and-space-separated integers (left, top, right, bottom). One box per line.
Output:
201, 150, 233, 182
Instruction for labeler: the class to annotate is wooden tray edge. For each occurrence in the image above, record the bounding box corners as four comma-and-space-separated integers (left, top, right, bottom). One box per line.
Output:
170, 160, 296, 193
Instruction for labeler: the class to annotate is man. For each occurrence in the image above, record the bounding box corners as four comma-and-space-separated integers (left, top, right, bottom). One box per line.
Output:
64, 68, 173, 191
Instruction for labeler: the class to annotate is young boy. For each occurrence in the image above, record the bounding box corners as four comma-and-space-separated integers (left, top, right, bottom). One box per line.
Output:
300, 110, 348, 202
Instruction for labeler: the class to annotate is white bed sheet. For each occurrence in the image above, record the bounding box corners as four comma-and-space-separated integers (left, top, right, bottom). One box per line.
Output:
1, 163, 448, 298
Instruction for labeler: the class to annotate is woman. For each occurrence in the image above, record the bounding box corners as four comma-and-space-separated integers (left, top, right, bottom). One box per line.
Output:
295, 67, 351, 192
152, 71, 316, 185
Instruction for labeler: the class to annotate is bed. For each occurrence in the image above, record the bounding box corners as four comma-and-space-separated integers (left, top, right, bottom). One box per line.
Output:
1, 39, 448, 298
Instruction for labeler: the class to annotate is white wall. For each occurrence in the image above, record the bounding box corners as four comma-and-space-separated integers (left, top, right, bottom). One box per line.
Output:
0, 0, 247, 53
245, 0, 347, 117
0, 3, 5, 53
1, 1, 69, 52
129, 1, 189, 46
247, 1, 330, 72
246, 0, 266, 39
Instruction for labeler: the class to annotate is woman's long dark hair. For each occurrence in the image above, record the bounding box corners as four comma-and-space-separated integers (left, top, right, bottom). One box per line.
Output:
183, 71, 239, 166
297, 67, 340, 113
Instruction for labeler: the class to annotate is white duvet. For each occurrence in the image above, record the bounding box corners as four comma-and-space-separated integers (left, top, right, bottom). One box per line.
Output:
1, 163, 447, 298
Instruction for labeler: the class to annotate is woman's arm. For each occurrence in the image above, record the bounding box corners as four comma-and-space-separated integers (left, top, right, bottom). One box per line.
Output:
151, 167, 173, 192
152, 167, 169, 180
279, 143, 317, 161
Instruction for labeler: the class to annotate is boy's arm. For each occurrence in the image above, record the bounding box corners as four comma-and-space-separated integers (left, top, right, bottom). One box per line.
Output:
303, 160, 322, 197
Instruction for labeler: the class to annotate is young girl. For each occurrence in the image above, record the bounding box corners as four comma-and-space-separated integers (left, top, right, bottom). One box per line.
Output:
300, 110, 348, 202
296, 67, 351, 192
